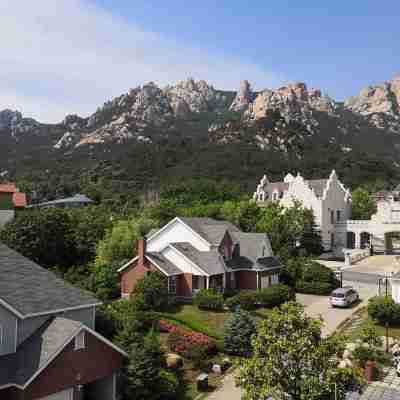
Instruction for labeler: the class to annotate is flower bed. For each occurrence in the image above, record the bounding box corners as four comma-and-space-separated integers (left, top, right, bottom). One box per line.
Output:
158, 319, 217, 355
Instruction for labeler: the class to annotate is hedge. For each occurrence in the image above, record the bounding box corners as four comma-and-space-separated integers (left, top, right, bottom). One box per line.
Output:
295, 280, 335, 296
256, 284, 293, 307
225, 284, 292, 310
194, 289, 224, 311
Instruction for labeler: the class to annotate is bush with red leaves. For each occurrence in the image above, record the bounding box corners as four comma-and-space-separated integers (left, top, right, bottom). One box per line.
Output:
159, 320, 216, 356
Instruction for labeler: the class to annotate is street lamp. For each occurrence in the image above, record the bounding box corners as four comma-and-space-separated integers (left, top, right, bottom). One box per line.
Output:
335, 266, 343, 288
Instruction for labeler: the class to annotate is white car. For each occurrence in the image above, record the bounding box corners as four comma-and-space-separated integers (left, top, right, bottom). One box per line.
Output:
329, 287, 359, 308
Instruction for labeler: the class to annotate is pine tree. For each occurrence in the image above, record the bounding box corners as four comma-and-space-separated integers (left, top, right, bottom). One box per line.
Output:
126, 330, 166, 399
224, 309, 256, 356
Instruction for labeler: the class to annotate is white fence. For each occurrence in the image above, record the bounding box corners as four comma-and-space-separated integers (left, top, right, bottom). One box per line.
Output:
343, 248, 370, 266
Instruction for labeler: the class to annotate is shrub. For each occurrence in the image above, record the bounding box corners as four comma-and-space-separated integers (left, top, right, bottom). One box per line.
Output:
161, 320, 217, 356
352, 345, 389, 369
194, 289, 224, 311
224, 309, 256, 356
225, 295, 241, 310
256, 284, 293, 308
368, 296, 400, 325
360, 321, 383, 348
184, 344, 210, 370
295, 280, 334, 295
302, 261, 336, 283
225, 292, 258, 311
133, 272, 169, 311
158, 370, 179, 399
223, 288, 239, 299
281, 257, 339, 294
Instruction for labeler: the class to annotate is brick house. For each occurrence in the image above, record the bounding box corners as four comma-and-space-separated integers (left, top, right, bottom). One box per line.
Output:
0, 243, 126, 400
119, 217, 281, 298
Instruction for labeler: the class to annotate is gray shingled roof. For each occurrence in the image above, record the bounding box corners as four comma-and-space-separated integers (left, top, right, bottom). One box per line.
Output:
227, 232, 281, 271
0, 243, 100, 317
263, 179, 327, 198
146, 253, 182, 276
170, 242, 226, 275
28, 194, 93, 208
179, 217, 240, 246
306, 179, 328, 197
0, 317, 82, 387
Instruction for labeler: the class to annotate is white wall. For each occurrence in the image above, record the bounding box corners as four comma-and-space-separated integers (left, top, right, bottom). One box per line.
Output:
147, 219, 210, 253
0, 210, 14, 227
393, 280, 400, 304
321, 173, 352, 249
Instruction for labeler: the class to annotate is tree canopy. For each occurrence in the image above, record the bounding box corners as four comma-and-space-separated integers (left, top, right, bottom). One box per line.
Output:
237, 302, 360, 400
351, 188, 376, 220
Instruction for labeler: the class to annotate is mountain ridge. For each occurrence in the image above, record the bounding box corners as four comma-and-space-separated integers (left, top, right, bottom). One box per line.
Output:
1, 75, 400, 169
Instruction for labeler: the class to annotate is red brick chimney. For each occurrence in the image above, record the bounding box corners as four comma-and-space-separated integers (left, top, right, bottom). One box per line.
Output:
138, 238, 146, 266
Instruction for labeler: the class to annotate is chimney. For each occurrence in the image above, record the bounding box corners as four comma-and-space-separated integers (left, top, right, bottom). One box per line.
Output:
138, 238, 146, 266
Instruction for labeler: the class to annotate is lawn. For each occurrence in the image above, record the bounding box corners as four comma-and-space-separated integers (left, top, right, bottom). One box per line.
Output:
156, 304, 276, 399
159, 304, 274, 339
339, 307, 400, 341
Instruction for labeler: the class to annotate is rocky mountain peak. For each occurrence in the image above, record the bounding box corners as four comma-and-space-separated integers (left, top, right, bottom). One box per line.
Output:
229, 80, 254, 112
164, 78, 220, 115
0, 109, 22, 130
246, 81, 336, 126
344, 74, 400, 132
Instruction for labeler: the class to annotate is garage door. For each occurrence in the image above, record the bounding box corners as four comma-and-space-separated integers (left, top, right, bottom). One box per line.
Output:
38, 388, 74, 400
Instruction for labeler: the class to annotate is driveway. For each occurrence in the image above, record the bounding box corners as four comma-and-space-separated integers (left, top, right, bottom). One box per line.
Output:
206, 281, 376, 400
296, 281, 376, 337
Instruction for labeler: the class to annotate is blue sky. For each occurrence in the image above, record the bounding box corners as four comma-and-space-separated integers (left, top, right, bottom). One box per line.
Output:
1, 0, 399, 121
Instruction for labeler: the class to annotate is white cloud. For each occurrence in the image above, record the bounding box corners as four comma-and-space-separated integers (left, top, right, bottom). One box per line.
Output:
0, 0, 283, 122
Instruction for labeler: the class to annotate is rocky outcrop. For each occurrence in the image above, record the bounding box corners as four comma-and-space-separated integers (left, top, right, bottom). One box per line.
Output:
229, 80, 254, 112
246, 82, 337, 132
0, 109, 43, 140
57, 79, 233, 148
345, 74, 400, 133
164, 78, 228, 116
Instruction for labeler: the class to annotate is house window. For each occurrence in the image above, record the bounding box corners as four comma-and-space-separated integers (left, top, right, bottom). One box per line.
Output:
192, 276, 200, 290
75, 331, 85, 351
169, 276, 177, 294
336, 210, 341, 222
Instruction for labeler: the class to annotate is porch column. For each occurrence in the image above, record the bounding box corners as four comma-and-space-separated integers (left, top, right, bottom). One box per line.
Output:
206, 277, 210, 289
222, 273, 226, 290
355, 232, 361, 249
257, 271, 260, 290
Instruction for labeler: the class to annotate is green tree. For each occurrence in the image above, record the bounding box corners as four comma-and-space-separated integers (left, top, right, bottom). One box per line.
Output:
351, 188, 376, 220
95, 216, 158, 266
255, 202, 322, 260
221, 200, 261, 232
0, 209, 75, 269
237, 302, 354, 400
126, 330, 166, 400
360, 321, 383, 348
224, 309, 257, 356
132, 272, 169, 312
90, 261, 120, 301
68, 206, 111, 265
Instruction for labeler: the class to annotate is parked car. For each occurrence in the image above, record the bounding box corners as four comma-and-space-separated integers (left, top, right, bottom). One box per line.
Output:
329, 286, 359, 307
